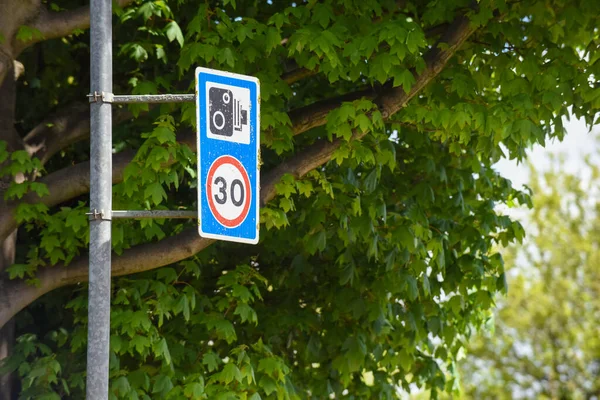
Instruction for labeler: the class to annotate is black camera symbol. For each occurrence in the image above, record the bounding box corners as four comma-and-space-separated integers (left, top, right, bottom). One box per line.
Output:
209, 87, 248, 137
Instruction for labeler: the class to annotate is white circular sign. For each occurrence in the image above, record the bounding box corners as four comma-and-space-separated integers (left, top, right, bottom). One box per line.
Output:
206, 156, 251, 228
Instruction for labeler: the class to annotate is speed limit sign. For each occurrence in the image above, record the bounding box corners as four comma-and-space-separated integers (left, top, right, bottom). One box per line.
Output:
206, 156, 251, 228
196, 67, 259, 244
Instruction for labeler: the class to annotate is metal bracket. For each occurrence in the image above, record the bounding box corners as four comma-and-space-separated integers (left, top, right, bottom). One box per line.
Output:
112, 210, 197, 219
87, 92, 194, 104
87, 91, 114, 103
112, 93, 194, 104
86, 209, 111, 221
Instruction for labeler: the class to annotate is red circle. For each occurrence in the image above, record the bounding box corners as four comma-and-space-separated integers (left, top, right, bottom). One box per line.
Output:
206, 156, 251, 228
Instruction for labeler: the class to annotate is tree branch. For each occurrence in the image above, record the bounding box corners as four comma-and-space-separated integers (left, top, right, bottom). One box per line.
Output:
23, 104, 132, 165
0, 12, 479, 329
378, 15, 477, 117
22, 51, 321, 166
281, 67, 317, 86
0, 150, 135, 242
285, 19, 462, 135
14, 0, 135, 52
289, 87, 377, 136
0, 61, 21, 157
21, 12, 459, 166
0, 131, 348, 328
0, 130, 196, 243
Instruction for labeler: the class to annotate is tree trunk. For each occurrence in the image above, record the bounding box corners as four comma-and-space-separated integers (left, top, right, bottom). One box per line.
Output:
0, 232, 17, 400
0, 58, 20, 400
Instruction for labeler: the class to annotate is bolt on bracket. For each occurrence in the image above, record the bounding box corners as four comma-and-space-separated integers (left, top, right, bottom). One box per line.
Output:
86, 209, 111, 221
87, 91, 114, 103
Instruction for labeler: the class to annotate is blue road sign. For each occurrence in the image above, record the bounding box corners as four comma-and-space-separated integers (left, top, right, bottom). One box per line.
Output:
196, 67, 260, 244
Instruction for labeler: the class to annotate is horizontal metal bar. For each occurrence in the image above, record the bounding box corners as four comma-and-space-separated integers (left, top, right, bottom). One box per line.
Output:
111, 94, 195, 104
112, 210, 197, 219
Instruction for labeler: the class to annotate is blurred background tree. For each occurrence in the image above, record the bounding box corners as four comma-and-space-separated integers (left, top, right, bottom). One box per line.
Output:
461, 154, 600, 399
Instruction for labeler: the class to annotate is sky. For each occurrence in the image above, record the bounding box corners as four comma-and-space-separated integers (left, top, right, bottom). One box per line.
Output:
494, 116, 599, 190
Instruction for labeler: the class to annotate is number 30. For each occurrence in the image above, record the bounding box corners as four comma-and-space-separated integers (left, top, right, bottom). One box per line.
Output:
213, 177, 244, 207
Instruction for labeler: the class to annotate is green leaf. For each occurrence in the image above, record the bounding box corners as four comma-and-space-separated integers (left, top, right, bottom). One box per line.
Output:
40, 234, 60, 253
406, 276, 419, 301
112, 376, 131, 396
29, 182, 49, 197
0, 141, 7, 163
224, 0, 237, 9
422, 275, 431, 297
451, 110, 470, 129
234, 303, 258, 324
145, 182, 166, 205
312, 3, 334, 28
220, 48, 235, 67
214, 319, 237, 343
496, 272, 508, 294
4, 183, 29, 200
165, 21, 184, 47
258, 357, 286, 381
231, 285, 253, 302
363, 169, 378, 193
265, 28, 282, 54
428, 316, 441, 336
6, 264, 36, 280
332, 142, 351, 164
355, 114, 372, 133
405, 29, 424, 54
16, 25, 44, 42
203, 352, 219, 372
339, 263, 355, 286
155, 45, 167, 63
220, 363, 242, 384
11, 150, 30, 164
305, 230, 326, 255
65, 211, 87, 233
343, 336, 367, 372
155, 338, 172, 365
393, 68, 416, 93
259, 375, 278, 395
151, 127, 176, 144
398, 349, 412, 371
121, 43, 148, 61
184, 381, 205, 398
130, 335, 150, 355
152, 375, 173, 395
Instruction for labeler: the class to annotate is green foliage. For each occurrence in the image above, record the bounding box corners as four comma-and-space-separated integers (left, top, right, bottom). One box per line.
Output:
15, 26, 44, 43
461, 158, 600, 398
3, 0, 599, 398
0, 150, 46, 200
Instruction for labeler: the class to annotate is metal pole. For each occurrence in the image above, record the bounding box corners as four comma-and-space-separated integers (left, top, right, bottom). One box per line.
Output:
87, 0, 112, 396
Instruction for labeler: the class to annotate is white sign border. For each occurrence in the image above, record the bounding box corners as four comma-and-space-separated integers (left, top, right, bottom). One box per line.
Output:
195, 66, 260, 245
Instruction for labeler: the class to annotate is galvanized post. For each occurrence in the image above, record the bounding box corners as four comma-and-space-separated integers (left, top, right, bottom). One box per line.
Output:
87, 0, 112, 397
